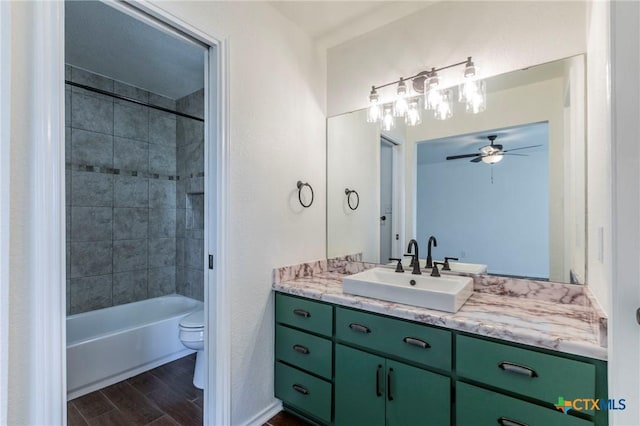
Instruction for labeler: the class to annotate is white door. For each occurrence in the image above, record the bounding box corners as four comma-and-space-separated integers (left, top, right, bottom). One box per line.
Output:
379, 139, 394, 263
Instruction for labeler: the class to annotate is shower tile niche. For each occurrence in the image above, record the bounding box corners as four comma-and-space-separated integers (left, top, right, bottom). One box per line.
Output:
65, 65, 204, 314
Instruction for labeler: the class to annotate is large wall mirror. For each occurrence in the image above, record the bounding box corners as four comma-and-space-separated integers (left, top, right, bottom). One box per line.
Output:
327, 55, 586, 284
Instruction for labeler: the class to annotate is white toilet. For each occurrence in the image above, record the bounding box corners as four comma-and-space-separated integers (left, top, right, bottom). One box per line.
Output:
179, 309, 204, 389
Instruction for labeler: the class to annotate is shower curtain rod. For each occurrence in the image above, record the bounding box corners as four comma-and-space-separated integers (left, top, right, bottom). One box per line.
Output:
65, 80, 205, 122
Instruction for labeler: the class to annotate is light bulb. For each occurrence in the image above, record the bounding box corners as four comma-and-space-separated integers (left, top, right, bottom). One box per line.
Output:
394, 78, 408, 117
424, 69, 440, 111
481, 153, 504, 164
381, 105, 395, 131
433, 89, 452, 120
367, 87, 382, 123
405, 98, 422, 126
459, 61, 486, 114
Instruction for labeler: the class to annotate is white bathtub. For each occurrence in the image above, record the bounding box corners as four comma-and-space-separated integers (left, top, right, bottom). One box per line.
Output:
67, 294, 203, 400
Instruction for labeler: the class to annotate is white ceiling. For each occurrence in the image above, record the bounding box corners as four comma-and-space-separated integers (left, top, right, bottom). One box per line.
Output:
269, 1, 436, 48
65, 1, 205, 100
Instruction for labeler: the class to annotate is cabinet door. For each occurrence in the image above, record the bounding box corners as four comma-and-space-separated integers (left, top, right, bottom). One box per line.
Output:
386, 360, 451, 426
335, 344, 386, 426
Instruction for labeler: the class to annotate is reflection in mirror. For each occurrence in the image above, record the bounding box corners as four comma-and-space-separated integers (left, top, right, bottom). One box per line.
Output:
327, 55, 586, 284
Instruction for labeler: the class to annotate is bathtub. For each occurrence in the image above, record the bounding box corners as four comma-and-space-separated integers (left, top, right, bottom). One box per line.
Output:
67, 294, 203, 400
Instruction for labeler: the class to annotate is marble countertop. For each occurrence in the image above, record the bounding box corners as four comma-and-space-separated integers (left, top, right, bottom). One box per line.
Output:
272, 261, 608, 361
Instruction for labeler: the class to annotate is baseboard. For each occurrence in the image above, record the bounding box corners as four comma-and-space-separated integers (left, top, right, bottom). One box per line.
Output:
245, 400, 283, 426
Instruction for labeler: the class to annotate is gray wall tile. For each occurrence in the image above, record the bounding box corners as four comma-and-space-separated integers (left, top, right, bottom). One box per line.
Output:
149, 144, 176, 175
71, 207, 112, 241
113, 270, 148, 305
65, 65, 72, 81
149, 94, 176, 110
176, 180, 187, 209
65, 170, 72, 207
175, 267, 189, 297
176, 209, 185, 237
186, 268, 204, 302
71, 171, 113, 207
175, 238, 185, 267
113, 208, 148, 240
149, 208, 176, 238
114, 176, 148, 208
114, 137, 148, 172
70, 274, 112, 314
71, 129, 113, 168
113, 239, 148, 272
149, 266, 176, 297
114, 81, 149, 103
185, 238, 204, 269
65, 90, 71, 127
70, 241, 112, 278
176, 89, 204, 119
65, 126, 71, 163
149, 238, 176, 268
184, 142, 204, 175
71, 66, 114, 96
186, 194, 204, 230
149, 111, 176, 147
66, 279, 70, 315
176, 119, 204, 147
186, 229, 204, 240
189, 177, 205, 194
149, 180, 176, 208
114, 103, 149, 141
72, 92, 114, 134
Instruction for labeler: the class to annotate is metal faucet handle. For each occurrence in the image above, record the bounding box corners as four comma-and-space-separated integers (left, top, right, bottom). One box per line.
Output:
431, 261, 446, 277
403, 253, 417, 268
389, 258, 404, 273
443, 257, 459, 271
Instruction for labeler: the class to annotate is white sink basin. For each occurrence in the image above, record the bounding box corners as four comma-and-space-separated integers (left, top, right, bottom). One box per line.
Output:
386, 259, 487, 274
342, 267, 473, 313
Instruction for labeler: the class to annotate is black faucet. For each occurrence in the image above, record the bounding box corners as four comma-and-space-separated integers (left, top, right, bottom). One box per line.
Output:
405, 239, 421, 275
426, 236, 438, 268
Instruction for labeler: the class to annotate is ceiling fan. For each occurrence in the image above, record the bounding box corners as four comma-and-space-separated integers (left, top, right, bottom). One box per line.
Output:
445, 135, 541, 164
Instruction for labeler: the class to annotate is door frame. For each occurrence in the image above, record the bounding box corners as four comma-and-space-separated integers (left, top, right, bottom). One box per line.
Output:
22, 1, 231, 423
380, 135, 405, 259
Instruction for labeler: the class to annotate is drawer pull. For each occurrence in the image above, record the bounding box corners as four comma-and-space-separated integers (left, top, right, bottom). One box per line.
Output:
293, 309, 311, 318
349, 323, 371, 334
376, 364, 383, 397
387, 368, 394, 401
292, 384, 309, 395
292, 344, 310, 355
497, 416, 528, 426
498, 361, 538, 378
403, 336, 431, 349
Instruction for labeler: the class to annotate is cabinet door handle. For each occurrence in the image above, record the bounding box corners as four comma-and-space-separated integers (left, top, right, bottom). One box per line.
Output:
403, 336, 431, 349
497, 416, 528, 426
375, 364, 383, 397
292, 344, 310, 355
292, 384, 309, 395
293, 309, 310, 318
387, 368, 394, 401
349, 323, 371, 334
498, 361, 538, 378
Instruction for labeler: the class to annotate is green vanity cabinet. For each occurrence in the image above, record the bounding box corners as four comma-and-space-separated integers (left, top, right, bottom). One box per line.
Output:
275, 294, 334, 424
334, 344, 450, 426
273, 292, 608, 426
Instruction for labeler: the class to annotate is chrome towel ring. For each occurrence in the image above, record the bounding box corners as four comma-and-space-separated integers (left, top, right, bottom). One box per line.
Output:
345, 188, 360, 210
297, 181, 314, 208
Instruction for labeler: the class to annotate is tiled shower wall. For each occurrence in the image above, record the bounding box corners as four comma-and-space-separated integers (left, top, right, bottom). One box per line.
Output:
176, 89, 205, 301
65, 65, 204, 314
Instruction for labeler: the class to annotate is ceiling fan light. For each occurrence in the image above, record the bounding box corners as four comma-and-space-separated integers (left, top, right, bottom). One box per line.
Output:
481, 153, 504, 164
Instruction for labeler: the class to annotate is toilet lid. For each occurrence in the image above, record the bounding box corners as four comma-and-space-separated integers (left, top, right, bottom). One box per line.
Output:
180, 309, 204, 328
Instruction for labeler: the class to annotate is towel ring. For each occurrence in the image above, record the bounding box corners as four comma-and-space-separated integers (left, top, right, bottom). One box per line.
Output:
297, 181, 314, 208
345, 188, 360, 211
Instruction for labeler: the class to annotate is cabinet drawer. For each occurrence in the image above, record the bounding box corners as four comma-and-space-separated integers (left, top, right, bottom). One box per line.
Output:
456, 335, 595, 406
276, 293, 333, 337
276, 324, 332, 379
335, 307, 451, 371
275, 362, 331, 424
457, 382, 592, 426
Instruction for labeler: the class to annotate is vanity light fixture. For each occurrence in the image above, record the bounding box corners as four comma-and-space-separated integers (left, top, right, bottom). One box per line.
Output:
366, 56, 485, 127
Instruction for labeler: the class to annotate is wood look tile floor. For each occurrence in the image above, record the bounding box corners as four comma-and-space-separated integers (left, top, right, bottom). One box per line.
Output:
68, 354, 202, 426
68, 353, 309, 426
